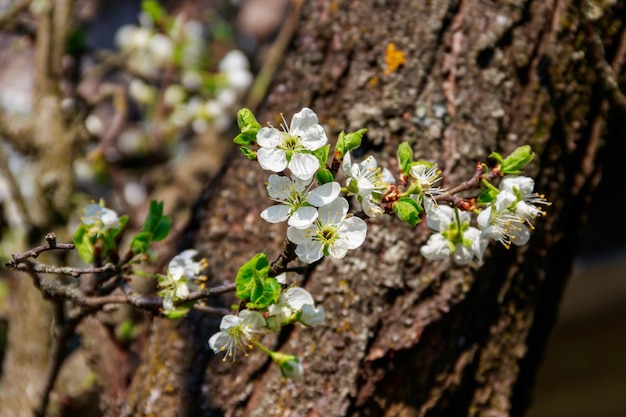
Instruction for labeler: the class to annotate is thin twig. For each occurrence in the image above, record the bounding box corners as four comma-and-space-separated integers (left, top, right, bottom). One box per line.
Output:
9, 261, 117, 277
5, 238, 75, 268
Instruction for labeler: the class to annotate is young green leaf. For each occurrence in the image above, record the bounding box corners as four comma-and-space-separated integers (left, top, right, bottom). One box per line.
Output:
392, 197, 422, 226
316, 168, 334, 184
143, 201, 164, 233
152, 216, 172, 241
130, 231, 153, 254
235, 253, 270, 302
239, 146, 257, 160
312, 144, 330, 168
335, 129, 366, 155
234, 108, 262, 146
141, 0, 165, 23
246, 277, 281, 309
73, 224, 94, 264
162, 306, 191, 319
500, 145, 535, 174
397, 142, 413, 174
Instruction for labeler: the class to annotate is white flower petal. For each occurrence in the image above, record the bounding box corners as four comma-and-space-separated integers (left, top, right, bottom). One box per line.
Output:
420, 234, 450, 260
294, 241, 324, 264
453, 244, 474, 265
511, 225, 531, 246
176, 283, 190, 299
279, 357, 304, 380
327, 239, 349, 259
256, 127, 283, 147
361, 197, 384, 218
288, 152, 319, 180
361, 155, 378, 171
258, 147, 288, 172
301, 305, 325, 326
307, 182, 340, 207
287, 226, 313, 245
381, 167, 396, 184
317, 198, 349, 225
261, 204, 291, 223
219, 314, 242, 331
239, 310, 266, 328
281, 287, 315, 309
500, 175, 534, 195
289, 108, 318, 132
266, 174, 293, 200
289, 206, 318, 229
340, 217, 367, 249
208, 331, 231, 353
299, 124, 328, 150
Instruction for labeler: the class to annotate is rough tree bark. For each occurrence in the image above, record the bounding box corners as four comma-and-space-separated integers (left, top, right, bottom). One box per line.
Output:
122, 0, 624, 416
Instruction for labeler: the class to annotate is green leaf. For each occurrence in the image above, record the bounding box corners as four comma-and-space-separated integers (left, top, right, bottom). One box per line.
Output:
335, 129, 366, 155
130, 231, 153, 254
152, 216, 171, 241
100, 231, 117, 255
143, 201, 164, 233
477, 178, 500, 204
239, 146, 257, 160
500, 145, 535, 174
233, 131, 258, 146
234, 108, 262, 145
162, 306, 191, 319
312, 144, 330, 168
392, 197, 422, 226
477, 188, 498, 205
488, 151, 504, 165
235, 253, 270, 302
247, 277, 281, 310
73, 224, 94, 264
141, 0, 165, 23
316, 168, 334, 184
397, 142, 413, 174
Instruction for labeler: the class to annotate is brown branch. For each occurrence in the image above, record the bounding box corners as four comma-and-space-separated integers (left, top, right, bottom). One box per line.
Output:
5, 233, 75, 268
269, 239, 298, 277
9, 260, 117, 277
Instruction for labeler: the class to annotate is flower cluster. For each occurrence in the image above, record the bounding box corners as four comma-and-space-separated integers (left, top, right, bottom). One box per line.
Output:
208, 282, 324, 380
157, 249, 206, 313
418, 177, 549, 264
254, 108, 378, 264
85, 2, 253, 153
205, 107, 550, 380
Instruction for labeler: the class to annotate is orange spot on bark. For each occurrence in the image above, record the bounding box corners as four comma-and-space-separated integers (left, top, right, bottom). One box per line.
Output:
384, 42, 406, 75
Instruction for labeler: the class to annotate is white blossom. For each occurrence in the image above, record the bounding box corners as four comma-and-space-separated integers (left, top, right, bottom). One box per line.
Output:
287, 197, 367, 264
260, 174, 340, 229
421, 200, 485, 264
266, 287, 325, 330
409, 162, 444, 202
342, 152, 395, 217
256, 108, 328, 180
208, 310, 266, 361
82, 203, 120, 234
477, 203, 528, 248
159, 250, 204, 311
498, 175, 550, 228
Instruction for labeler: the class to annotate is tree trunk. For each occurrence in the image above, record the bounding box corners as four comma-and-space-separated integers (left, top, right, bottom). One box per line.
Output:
124, 0, 624, 416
